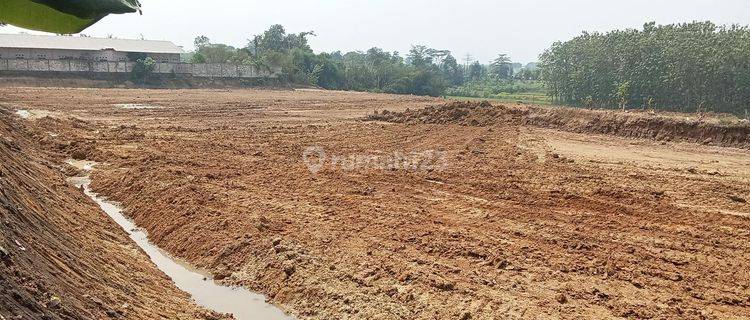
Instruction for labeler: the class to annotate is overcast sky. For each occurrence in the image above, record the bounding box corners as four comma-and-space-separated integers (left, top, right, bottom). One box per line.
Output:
3, 0, 749, 63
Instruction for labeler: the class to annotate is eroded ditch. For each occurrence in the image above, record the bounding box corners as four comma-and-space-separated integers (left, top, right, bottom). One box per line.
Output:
66, 160, 293, 320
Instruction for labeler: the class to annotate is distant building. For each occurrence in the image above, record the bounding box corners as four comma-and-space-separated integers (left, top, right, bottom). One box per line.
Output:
0, 34, 184, 63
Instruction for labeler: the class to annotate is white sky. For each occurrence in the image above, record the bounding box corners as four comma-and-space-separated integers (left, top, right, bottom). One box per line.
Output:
3, 0, 749, 63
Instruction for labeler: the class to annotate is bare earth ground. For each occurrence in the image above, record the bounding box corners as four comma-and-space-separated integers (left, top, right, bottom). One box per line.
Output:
3, 87, 749, 319
0, 109, 218, 319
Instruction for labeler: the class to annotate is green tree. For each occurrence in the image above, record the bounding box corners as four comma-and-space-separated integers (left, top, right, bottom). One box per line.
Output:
189, 36, 250, 64
617, 81, 630, 111
249, 24, 315, 55
407, 45, 433, 67
131, 57, 155, 83
490, 54, 513, 80
514, 67, 540, 81
468, 62, 485, 81
194, 35, 210, 49
441, 54, 464, 86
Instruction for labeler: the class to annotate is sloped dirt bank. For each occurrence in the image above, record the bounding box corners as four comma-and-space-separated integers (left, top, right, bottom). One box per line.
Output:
0, 110, 221, 319
369, 101, 750, 148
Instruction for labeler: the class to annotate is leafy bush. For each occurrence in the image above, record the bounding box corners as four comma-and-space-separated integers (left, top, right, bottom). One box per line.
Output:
131, 57, 156, 83
446, 79, 546, 98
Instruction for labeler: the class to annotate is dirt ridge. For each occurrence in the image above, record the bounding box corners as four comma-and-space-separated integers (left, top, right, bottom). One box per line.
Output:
369, 101, 750, 148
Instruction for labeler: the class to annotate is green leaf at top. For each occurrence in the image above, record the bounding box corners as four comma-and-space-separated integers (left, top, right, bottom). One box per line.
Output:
30, 0, 141, 19
0, 0, 141, 34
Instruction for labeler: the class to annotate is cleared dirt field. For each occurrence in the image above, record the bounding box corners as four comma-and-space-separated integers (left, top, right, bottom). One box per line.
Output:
3, 87, 750, 319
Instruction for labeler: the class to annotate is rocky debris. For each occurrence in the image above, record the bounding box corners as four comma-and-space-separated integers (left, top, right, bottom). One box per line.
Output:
459, 311, 472, 320
271, 237, 282, 246
213, 270, 232, 281
354, 186, 377, 196
195, 309, 234, 320
729, 195, 747, 203
106, 309, 122, 318
60, 163, 84, 177
1, 136, 21, 151
429, 275, 455, 291
0, 245, 9, 261
14, 240, 26, 251
47, 295, 62, 309
282, 260, 296, 277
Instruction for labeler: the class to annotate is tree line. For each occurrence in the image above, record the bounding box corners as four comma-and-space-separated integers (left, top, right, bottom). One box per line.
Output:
188, 25, 469, 96
188, 22, 750, 116
539, 21, 750, 115
187, 25, 539, 97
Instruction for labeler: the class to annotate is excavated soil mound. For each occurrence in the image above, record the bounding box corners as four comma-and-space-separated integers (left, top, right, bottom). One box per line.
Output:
369, 101, 750, 148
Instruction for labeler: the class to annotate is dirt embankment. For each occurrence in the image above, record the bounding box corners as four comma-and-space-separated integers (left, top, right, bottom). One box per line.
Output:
0, 110, 220, 319
369, 101, 750, 148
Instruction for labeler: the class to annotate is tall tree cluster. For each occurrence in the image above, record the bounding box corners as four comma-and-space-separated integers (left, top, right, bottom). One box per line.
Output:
188, 25, 465, 96
539, 21, 750, 114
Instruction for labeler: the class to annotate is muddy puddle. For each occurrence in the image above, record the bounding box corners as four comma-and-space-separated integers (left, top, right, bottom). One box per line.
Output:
113, 104, 163, 109
14, 109, 58, 120
66, 161, 292, 320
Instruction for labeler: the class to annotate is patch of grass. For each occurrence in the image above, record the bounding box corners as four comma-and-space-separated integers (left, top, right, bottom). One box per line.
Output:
447, 92, 552, 105
444, 80, 552, 105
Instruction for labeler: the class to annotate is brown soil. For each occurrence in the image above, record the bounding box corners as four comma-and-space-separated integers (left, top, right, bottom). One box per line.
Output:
0, 110, 225, 319
3, 87, 750, 319
370, 101, 750, 148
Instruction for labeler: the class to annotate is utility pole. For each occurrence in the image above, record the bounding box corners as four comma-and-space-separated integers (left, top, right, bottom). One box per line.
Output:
463, 53, 473, 70
463, 53, 473, 81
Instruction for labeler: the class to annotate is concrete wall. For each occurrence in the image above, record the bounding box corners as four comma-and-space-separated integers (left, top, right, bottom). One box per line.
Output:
49, 60, 70, 72
8, 59, 28, 71
0, 59, 279, 78
0, 48, 178, 62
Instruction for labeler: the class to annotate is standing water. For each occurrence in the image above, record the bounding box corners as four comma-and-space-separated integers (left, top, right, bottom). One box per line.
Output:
66, 161, 293, 320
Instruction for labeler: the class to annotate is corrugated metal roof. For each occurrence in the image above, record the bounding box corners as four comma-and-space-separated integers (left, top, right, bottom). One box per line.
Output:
0, 34, 184, 54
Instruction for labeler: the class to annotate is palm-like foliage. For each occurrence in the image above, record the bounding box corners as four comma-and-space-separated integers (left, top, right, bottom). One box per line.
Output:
540, 21, 750, 115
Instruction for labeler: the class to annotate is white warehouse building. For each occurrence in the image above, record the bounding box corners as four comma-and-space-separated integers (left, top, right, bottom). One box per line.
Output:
0, 34, 184, 63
